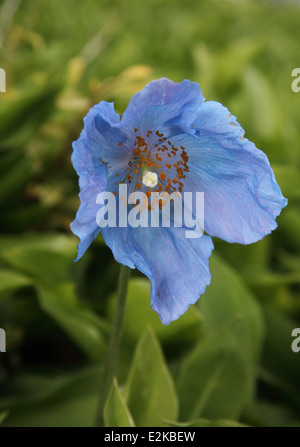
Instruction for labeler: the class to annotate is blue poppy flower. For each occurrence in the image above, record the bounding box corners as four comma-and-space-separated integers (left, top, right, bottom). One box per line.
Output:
71, 78, 287, 325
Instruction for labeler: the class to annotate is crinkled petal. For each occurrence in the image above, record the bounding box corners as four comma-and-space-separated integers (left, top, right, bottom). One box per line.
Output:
71, 101, 123, 260
102, 225, 214, 324
71, 176, 103, 261
169, 101, 287, 244
121, 78, 205, 136
72, 101, 125, 179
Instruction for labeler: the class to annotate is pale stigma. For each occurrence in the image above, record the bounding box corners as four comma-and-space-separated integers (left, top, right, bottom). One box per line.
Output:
142, 171, 158, 188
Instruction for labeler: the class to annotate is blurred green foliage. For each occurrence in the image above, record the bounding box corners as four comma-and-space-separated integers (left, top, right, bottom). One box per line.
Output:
0, 0, 300, 427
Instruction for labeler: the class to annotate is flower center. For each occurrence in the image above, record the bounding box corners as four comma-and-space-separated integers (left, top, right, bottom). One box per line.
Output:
142, 171, 158, 188
114, 128, 189, 203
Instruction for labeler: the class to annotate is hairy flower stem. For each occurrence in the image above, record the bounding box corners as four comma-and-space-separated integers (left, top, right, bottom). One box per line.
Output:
95, 264, 131, 427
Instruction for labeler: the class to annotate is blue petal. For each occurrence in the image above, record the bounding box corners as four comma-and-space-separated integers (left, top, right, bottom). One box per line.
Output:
121, 78, 205, 136
170, 101, 288, 244
71, 177, 103, 261
102, 225, 214, 324
71, 101, 123, 260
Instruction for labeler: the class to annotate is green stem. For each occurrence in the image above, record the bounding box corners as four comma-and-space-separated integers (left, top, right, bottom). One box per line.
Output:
95, 263, 131, 427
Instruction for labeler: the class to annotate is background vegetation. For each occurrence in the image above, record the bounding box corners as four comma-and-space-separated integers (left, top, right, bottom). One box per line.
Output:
0, 0, 300, 427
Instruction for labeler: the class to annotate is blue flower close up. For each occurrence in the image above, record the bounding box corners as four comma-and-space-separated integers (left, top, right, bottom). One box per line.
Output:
71, 78, 287, 325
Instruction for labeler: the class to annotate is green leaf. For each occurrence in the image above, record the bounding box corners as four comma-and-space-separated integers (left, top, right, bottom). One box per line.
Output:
0, 155, 33, 203
258, 368, 300, 411
104, 378, 135, 427
0, 269, 32, 299
261, 305, 300, 392
0, 234, 77, 286
273, 165, 300, 201
199, 253, 264, 361
1, 367, 102, 427
177, 317, 252, 421
214, 237, 271, 273
0, 374, 71, 412
166, 418, 248, 427
0, 411, 9, 426
278, 207, 300, 252
279, 251, 300, 273
242, 67, 280, 140
37, 283, 108, 362
244, 270, 300, 287
242, 401, 300, 427
0, 81, 62, 148
125, 327, 178, 427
